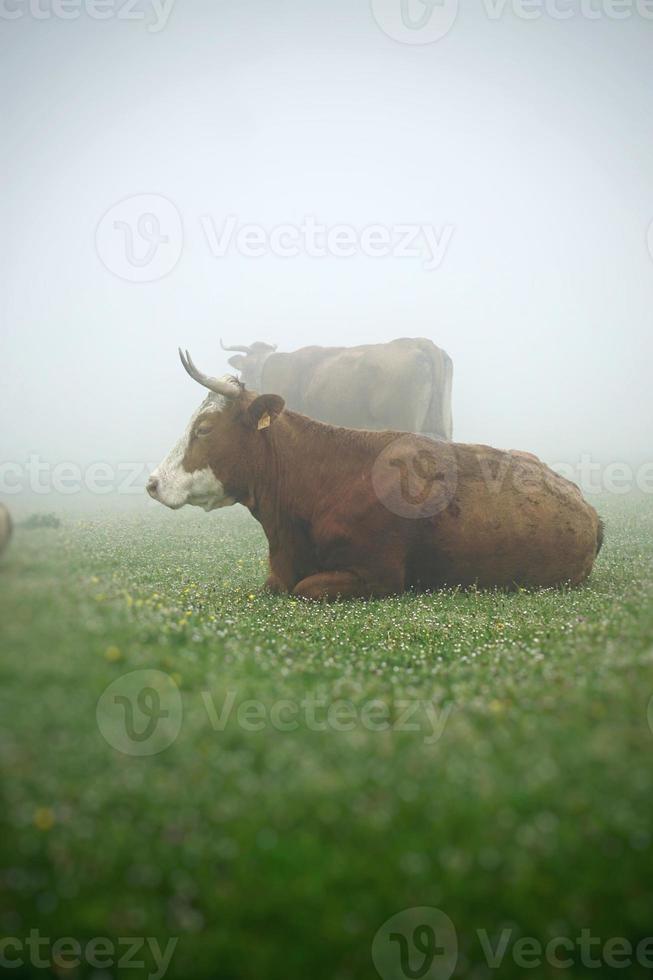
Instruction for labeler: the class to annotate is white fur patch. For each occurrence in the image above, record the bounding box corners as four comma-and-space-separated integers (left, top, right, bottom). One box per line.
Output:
149, 387, 237, 511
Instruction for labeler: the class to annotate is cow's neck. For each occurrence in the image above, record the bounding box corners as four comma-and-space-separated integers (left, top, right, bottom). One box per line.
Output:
243, 411, 385, 531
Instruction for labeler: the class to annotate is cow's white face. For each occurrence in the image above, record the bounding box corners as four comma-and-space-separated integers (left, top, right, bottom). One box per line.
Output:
147, 389, 237, 512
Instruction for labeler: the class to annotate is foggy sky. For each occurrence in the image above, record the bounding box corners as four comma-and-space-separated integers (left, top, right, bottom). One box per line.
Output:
2, 0, 652, 508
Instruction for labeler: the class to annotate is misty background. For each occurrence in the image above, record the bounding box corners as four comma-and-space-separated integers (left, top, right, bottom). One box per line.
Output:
1, 0, 652, 511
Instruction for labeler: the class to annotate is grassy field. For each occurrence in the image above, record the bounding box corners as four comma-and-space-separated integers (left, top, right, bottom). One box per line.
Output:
1, 493, 653, 979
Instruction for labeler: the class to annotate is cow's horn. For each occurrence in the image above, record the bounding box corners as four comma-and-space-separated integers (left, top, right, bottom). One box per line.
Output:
179, 349, 240, 398
220, 339, 252, 354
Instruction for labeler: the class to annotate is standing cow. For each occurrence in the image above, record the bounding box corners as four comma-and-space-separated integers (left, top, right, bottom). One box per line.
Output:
146, 350, 603, 601
220, 337, 453, 441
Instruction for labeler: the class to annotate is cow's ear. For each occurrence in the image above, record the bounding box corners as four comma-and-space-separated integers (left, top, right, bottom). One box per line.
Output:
228, 354, 245, 371
247, 394, 285, 431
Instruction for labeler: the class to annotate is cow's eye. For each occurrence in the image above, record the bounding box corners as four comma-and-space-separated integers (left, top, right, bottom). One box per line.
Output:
195, 423, 212, 438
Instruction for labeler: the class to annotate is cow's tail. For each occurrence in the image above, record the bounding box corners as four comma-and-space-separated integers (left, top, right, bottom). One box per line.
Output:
422, 345, 453, 441
596, 518, 605, 556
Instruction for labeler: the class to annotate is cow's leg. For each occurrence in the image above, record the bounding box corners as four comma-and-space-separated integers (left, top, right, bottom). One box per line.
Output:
264, 525, 315, 595
264, 573, 287, 595
292, 569, 404, 601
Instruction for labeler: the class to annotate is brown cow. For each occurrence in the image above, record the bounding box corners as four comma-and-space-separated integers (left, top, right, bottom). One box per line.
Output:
221, 337, 454, 441
146, 351, 603, 600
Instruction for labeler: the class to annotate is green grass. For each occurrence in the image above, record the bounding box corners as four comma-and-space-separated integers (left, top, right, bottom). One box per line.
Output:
1, 494, 653, 979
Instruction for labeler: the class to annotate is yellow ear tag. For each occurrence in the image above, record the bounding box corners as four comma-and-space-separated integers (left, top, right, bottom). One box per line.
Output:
257, 412, 271, 431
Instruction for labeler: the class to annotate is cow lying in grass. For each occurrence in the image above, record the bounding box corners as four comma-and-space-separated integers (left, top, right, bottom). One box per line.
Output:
147, 351, 603, 601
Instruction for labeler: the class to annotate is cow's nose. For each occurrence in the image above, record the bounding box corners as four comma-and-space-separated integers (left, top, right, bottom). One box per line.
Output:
146, 476, 159, 499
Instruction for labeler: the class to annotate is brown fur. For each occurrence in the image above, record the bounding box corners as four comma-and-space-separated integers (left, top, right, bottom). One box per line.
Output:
182, 391, 602, 601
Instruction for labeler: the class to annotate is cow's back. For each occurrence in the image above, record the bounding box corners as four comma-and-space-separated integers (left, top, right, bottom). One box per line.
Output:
259, 337, 453, 438
302, 340, 424, 430
397, 440, 601, 589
